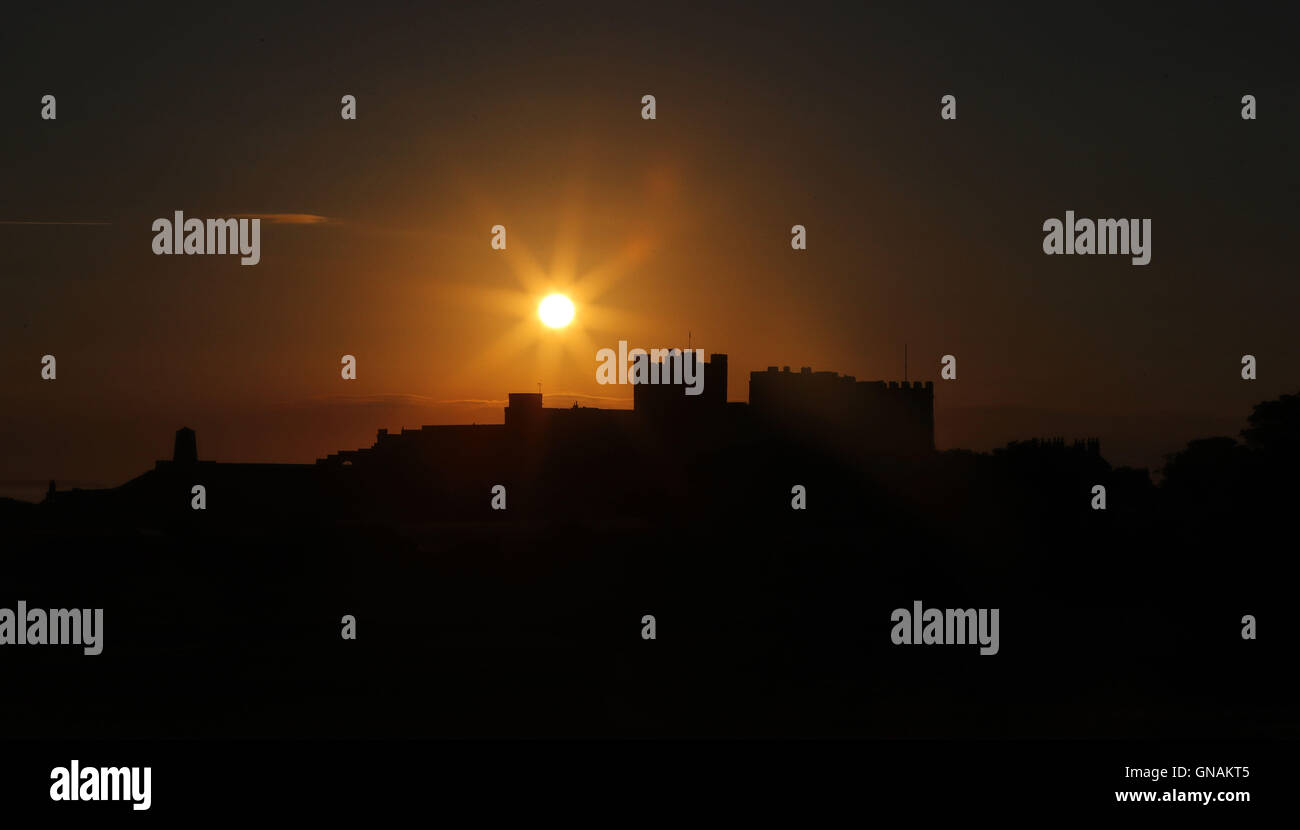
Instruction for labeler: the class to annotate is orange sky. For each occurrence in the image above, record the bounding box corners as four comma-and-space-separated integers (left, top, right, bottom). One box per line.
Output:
2, 3, 1297, 497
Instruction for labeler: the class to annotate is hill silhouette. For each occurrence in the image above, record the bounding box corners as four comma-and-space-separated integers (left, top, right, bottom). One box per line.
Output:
3, 360, 1295, 739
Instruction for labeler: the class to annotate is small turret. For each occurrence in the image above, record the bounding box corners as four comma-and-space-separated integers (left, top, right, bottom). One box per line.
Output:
173, 427, 197, 465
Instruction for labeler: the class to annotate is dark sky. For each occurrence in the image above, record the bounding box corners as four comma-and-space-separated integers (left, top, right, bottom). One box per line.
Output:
2, 1, 1297, 497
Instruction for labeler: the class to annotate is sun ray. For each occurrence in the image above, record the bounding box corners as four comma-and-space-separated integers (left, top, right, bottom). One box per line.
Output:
571, 235, 655, 303
427, 169, 674, 401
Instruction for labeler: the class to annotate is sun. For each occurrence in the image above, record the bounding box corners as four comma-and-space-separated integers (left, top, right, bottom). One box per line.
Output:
538, 293, 575, 328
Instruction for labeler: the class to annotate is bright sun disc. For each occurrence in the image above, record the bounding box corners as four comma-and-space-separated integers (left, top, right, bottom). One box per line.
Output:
538, 293, 575, 328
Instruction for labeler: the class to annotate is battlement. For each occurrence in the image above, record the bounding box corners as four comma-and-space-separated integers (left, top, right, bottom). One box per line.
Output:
631, 349, 728, 415
1001, 436, 1102, 455
749, 366, 934, 452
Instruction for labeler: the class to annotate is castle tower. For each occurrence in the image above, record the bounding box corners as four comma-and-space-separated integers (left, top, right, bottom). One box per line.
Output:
504, 393, 544, 430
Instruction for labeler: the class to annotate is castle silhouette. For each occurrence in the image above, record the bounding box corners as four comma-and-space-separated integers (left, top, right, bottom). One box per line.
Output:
16, 355, 1298, 747
42, 352, 940, 523
319, 352, 936, 467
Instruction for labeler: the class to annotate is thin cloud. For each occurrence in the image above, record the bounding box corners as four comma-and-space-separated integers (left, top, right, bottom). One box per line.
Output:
547, 392, 633, 403
275, 393, 631, 409
234, 213, 337, 225
274, 393, 442, 409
